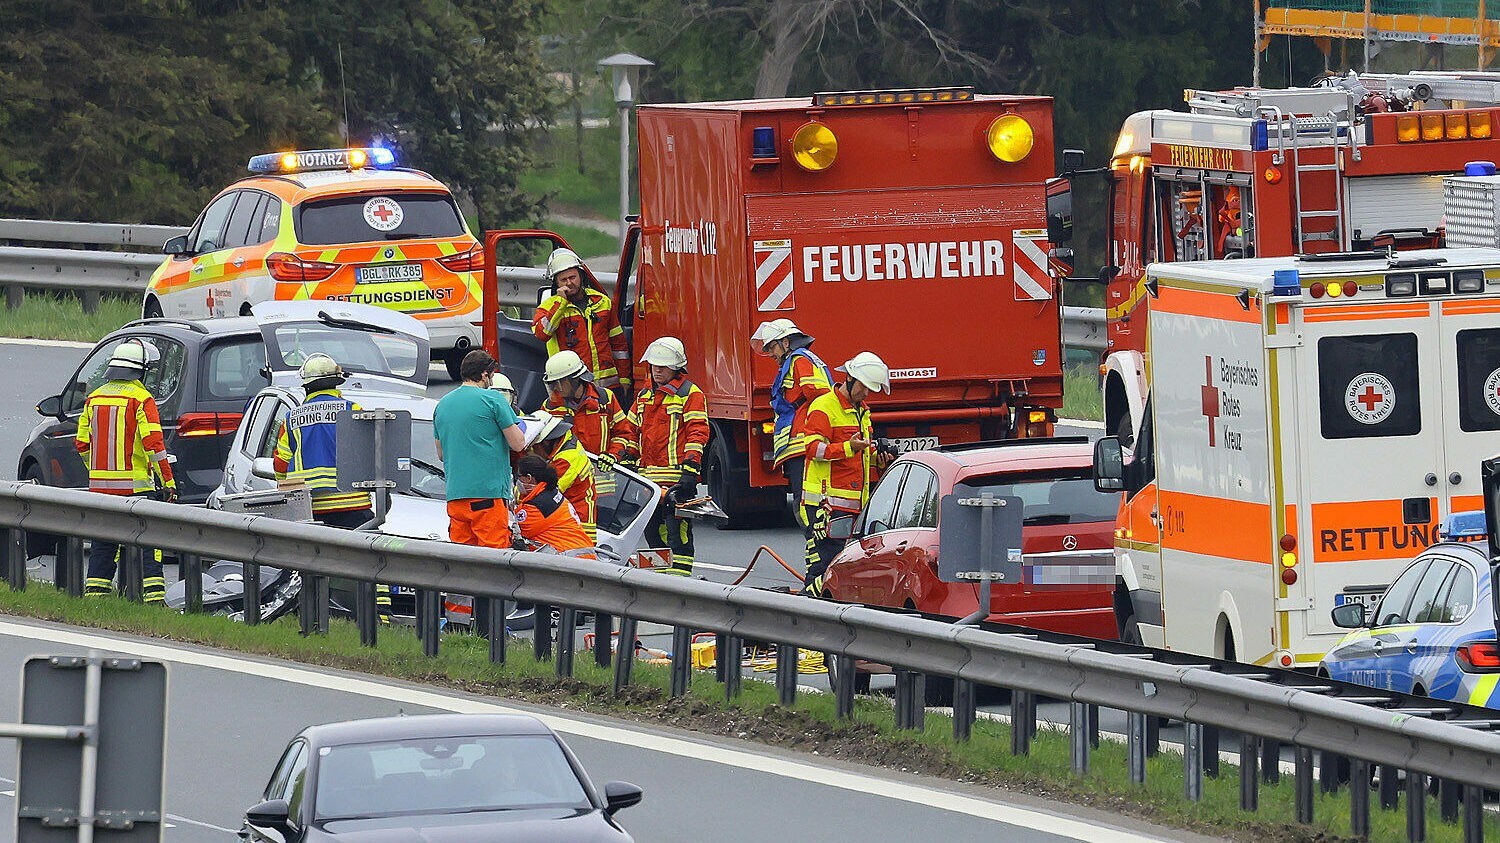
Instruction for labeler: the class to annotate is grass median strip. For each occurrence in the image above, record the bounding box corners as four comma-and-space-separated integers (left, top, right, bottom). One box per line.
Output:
0, 583, 1486, 843
0, 292, 139, 343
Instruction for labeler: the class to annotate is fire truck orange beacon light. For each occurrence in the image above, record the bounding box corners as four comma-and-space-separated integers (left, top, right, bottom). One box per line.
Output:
1421, 113, 1444, 141
986, 114, 1034, 163
1263, 166, 1282, 184
1470, 112, 1493, 139
1326, 280, 1342, 298
1446, 113, 1469, 140
791, 122, 838, 172
1396, 114, 1421, 143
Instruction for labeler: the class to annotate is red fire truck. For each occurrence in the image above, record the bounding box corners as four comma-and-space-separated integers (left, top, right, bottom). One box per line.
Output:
484, 87, 1067, 523
1053, 71, 1500, 439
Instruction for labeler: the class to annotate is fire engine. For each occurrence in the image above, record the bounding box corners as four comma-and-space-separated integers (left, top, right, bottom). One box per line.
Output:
1092, 244, 1500, 668
485, 87, 1067, 523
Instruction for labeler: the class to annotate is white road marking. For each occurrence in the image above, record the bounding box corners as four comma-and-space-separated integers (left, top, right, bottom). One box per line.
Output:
0, 619, 1167, 843
0, 773, 233, 833
0, 337, 95, 350
1058, 417, 1105, 430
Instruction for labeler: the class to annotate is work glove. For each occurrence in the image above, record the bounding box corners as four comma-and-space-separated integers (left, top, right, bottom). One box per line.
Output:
671, 464, 701, 503
596, 452, 617, 473
163, 485, 178, 504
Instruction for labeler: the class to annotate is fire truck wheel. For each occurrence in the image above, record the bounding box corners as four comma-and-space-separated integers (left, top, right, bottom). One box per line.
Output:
705, 430, 786, 529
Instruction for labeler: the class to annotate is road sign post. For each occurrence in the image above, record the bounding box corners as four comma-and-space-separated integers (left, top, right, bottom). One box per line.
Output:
3, 654, 167, 842
936, 487, 1024, 625
335, 409, 412, 644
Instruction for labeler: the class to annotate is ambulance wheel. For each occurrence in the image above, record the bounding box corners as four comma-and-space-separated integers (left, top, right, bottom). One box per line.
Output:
142, 297, 163, 320
705, 431, 783, 529
1122, 615, 1143, 647
443, 349, 465, 382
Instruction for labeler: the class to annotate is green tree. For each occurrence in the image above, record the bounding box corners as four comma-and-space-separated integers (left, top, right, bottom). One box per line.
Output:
0, 0, 332, 223
285, 0, 557, 230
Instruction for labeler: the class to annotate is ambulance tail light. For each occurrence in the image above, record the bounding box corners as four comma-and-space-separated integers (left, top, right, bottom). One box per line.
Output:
1396, 114, 1421, 143
1456, 642, 1500, 672
175, 412, 242, 438
1280, 567, 1297, 585
1446, 113, 1470, 140
1455, 269, 1485, 294
437, 243, 485, 273
1421, 113, 1445, 141
1470, 111, 1493, 139
1279, 533, 1296, 552
267, 252, 340, 283
1309, 282, 1325, 298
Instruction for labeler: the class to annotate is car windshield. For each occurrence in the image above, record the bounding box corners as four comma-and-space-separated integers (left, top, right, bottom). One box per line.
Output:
313, 734, 589, 821
270, 326, 420, 379
296, 193, 466, 245
408, 420, 444, 499
970, 470, 1118, 526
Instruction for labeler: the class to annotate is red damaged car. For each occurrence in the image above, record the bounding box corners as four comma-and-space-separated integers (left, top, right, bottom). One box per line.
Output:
822, 437, 1120, 639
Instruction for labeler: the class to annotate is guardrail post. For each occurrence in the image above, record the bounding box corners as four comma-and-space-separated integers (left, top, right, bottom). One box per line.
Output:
714, 632, 729, 683
1462, 784, 1482, 843
355, 582, 377, 647
80, 289, 100, 314
1240, 733, 1259, 811
418, 589, 440, 658
179, 553, 202, 613
121, 545, 143, 602
556, 607, 577, 678
243, 563, 262, 625
832, 654, 855, 720
1439, 778, 1460, 824
721, 634, 741, 700
1010, 690, 1034, 755
953, 679, 976, 743
1203, 724, 1219, 778
1069, 702, 1092, 775
1127, 712, 1147, 785
774, 643, 797, 706
612, 617, 637, 695
1380, 764, 1400, 810
1184, 722, 1203, 801
60, 536, 84, 597
1295, 746, 1314, 825
594, 612, 613, 668
1261, 737, 1281, 783
485, 598, 506, 664
534, 603, 553, 662
894, 670, 924, 731
5, 285, 21, 311
1320, 750, 1344, 795
1406, 772, 1426, 843
1351, 759, 1371, 839
2, 528, 23, 591
669, 626, 691, 697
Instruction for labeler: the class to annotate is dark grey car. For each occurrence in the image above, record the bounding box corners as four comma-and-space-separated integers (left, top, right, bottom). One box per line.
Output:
241, 713, 641, 842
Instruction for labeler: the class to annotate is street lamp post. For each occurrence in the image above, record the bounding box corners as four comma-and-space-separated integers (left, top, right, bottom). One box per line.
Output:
598, 52, 653, 247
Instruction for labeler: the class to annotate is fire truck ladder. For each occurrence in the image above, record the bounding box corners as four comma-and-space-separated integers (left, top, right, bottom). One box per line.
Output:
1256, 98, 1358, 252
1357, 71, 1500, 107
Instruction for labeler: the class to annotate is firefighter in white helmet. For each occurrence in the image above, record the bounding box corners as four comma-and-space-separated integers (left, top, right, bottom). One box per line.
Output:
274, 354, 391, 618
541, 349, 629, 498
617, 337, 709, 575
801, 351, 892, 596
531, 247, 631, 394
751, 318, 832, 543
487, 371, 520, 413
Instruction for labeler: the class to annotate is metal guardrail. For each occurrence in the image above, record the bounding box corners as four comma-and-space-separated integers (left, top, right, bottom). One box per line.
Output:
0, 480, 1495, 841
0, 219, 186, 249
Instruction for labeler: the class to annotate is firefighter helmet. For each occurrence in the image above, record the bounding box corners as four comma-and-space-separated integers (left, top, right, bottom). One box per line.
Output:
104, 338, 158, 380
543, 350, 592, 384
750, 318, 803, 353
488, 372, 517, 404
545, 248, 584, 280
838, 351, 890, 394
640, 336, 688, 369
298, 353, 346, 387
517, 410, 572, 448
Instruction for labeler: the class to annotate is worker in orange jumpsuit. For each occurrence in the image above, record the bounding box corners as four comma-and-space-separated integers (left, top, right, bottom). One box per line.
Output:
75, 339, 175, 602
616, 337, 710, 575
513, 454, 594, 557
541, 349, 629, 498
532, 248, 631, 393
519, 411, 598, 543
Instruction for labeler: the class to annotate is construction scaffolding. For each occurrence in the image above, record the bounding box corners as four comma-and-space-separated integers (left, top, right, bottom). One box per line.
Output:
1257, 0, 1500, 81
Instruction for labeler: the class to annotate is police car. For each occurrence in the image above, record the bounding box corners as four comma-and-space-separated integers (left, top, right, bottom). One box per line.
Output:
1320, 512, 1500, 707
145, 147, 484, 379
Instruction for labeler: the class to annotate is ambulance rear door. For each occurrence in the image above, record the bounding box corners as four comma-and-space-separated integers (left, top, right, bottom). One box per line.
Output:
1432, 271, 1500, 520
1291, 289, 1447, 639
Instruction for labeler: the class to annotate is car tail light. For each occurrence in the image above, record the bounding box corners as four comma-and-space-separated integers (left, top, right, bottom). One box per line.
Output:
1457, 642, 1500, 672
267, 252, 339, 283
437, 243, 485, 273
175, 412, 242, 438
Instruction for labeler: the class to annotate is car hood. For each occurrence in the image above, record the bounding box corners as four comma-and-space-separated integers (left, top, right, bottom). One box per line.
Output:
253, 300, 431, 395
308, 807, 627, 842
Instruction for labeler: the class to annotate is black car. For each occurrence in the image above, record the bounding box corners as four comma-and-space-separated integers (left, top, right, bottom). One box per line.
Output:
17, 316, 268, 548
241, 713, 641, 842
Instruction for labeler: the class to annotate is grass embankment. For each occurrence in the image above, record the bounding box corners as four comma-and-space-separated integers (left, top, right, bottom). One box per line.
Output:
0, 293, 139, 343
0, 582, 1485, 843
1062, 364, 1103, 422
520, 122, 625, 222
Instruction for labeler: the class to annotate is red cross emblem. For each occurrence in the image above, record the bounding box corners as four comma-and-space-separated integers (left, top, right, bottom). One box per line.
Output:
371, 204, 395, 223
1356, 385, 1384, 413
1200, 355, 1220, 447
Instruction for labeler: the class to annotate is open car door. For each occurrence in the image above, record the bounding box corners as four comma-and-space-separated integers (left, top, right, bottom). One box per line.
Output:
253, 301, 430, 397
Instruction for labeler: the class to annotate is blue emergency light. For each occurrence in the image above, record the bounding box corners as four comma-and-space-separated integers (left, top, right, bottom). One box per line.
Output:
1271, 268, 1301, 297
752, 126, 777, 159
247, 147, 397, 175
1464, 160, 1498, 176
1440, 510, 1488, 542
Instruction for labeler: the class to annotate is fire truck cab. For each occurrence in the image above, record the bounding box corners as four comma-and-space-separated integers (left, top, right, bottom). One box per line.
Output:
1094, 246, 1500, 668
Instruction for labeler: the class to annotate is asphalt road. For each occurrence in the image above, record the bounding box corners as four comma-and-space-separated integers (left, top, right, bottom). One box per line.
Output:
0, 618, 1195, 843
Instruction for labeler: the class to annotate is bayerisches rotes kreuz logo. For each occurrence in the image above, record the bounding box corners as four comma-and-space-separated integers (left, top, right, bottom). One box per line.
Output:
1484, 367, 1500, 417
1345, 372, 1396, 425
363, 196, 403, 231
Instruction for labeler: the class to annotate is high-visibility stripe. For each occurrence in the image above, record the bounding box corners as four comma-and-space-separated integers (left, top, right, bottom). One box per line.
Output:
1302, 302, 1429, 323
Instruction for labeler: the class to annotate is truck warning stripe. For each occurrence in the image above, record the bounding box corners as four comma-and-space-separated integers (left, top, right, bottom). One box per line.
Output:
755, 242, 795, 312
1302, 302, 1429, 323
1012, 233, 1053, 301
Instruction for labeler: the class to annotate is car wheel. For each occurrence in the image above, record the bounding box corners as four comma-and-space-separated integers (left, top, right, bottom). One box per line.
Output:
824, 651, 871, 695
704, 433, 783, 530
444, 349, 464, 382
142, 298, 163, 320
20, 463, 59, 558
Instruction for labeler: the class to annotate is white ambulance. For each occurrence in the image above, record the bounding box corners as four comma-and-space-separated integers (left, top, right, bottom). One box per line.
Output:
1094, 247, 1500, 668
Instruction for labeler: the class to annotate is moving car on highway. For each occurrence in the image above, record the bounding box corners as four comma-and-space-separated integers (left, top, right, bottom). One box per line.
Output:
241, 713, 641, 842
1320, 514, 1500, 706
144, 146, 485, 379
822, 438, 1119, 634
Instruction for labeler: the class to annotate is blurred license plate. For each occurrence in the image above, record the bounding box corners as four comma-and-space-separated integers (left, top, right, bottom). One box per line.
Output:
889, 436, 938, 453
357, 263, 423, 283
1335, 589, 1384, 609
